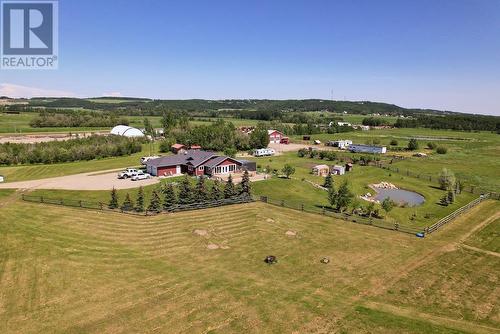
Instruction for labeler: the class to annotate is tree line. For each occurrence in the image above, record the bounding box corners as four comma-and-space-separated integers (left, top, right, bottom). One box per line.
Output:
109, 172, 252, 213
0, 135, 142, 165
395, 114, 499, 132
30, 110, 130, 128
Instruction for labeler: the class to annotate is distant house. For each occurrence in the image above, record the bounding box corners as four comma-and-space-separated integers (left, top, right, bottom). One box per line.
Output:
146, 150, 244, 177
348, 144, 387, 154
312, 164, 330, 177
171, 143, 186, 154
190, 145, 202, 150
331, 165, 345, 175
268, 130, 284, 144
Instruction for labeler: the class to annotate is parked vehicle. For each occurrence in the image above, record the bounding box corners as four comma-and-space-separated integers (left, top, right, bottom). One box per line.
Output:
253, 148, 275, 157
131, 171, 151, 181
118, 168, 139, 179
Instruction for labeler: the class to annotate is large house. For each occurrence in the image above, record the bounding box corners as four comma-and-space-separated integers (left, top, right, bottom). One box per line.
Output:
146, 150, 248, 177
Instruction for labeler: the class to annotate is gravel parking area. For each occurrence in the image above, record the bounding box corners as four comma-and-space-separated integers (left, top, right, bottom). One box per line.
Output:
0, 169, 159, 190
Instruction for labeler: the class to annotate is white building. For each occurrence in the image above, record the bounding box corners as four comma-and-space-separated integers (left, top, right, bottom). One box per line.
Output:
110, 125, 145, 138
254, 148, 275, 157
0, 175, 4, 183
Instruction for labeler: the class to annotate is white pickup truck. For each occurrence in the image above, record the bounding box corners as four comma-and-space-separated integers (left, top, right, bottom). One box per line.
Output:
117, 168, 139, 179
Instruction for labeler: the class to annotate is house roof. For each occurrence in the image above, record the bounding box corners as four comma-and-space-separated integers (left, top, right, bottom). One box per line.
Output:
268, 129, 282, 135
203, 156, 242, 168
147, 150, 216, 168
313, 164, 329, 169
171, 143, 186, 149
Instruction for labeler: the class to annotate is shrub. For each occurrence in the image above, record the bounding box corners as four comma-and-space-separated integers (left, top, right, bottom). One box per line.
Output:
436, 146, 448, 154
427, 142, 437, 150
390, 139, 398, 146
407, 138, 419, 151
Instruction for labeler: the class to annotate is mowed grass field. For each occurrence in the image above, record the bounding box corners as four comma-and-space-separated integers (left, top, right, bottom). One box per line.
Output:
297, 128, 500, 192
0, 196, 498, 333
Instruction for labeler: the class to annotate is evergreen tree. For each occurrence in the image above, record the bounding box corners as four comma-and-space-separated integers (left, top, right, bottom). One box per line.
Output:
211, 180, 223, 201
323, 174, 333, 188
240, 169, 251, 196
178, 175, 193, 204
120, 193, 134, 212
148, 189, 162, 213
335, 181, 354, 212
135, 186, 145, 212
328, 184, 337, 209
194, 176, 208, 202
440, 194, 449, 206
108, 187, 119, 209
447, 190, 455, 204
163, 183, 177, 210
407, 138, 419, 151
224, 174, 236, 199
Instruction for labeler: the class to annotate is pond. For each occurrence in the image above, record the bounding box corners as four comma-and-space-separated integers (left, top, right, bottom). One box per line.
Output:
373, 188, 425, 207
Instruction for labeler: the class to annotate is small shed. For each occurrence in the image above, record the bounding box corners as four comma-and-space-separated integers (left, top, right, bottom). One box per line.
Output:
0, 175, 4, 183
345, 163, 353, 172
312, 164, 330, 177
280, 137, 289, 144
331, 165, 345, 175
303, 135, 311, 140
171, 143, 186, 154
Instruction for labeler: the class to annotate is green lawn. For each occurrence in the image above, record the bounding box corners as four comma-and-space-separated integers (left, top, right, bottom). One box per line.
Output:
292, 128, 500, 192
248, 152, 476, 229
0, 196, 498, 333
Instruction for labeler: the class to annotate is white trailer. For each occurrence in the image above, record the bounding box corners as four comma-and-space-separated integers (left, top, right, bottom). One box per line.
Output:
253, 148, 276, 157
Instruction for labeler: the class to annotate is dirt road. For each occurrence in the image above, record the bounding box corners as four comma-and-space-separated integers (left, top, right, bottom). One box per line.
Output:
0, 169, 159, 190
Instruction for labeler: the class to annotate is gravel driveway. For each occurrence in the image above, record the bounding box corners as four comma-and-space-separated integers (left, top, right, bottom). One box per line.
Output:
0, 169, 159, 191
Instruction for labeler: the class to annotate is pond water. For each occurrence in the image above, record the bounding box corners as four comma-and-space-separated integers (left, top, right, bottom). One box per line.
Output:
373, 188, 425, 207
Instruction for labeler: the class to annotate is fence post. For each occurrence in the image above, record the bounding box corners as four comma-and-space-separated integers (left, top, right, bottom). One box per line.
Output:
301, 204, 304, 211
60, 198, 63, 205
79, 200, 82, 208
99, 202, 103, 210
41, 196, 44, 203
280, 200, 285, 207
322, 207, 326, 215
22, 194, 25, 201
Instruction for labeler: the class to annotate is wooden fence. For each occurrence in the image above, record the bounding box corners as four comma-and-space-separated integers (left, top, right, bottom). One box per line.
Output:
424, 193, 490, 234
257, 195, 422, 235
21, 194, 254, 215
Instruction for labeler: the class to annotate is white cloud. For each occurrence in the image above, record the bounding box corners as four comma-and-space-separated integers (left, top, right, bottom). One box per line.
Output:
102, 91, 123, 97
0, 83, 76, 98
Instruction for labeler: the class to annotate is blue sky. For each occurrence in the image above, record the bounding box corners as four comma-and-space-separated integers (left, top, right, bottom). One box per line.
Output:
1, 0, 499, 115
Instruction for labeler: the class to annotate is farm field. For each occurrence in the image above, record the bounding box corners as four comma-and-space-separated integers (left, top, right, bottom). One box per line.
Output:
0, 196, 498, 333
295, 128, 500, 192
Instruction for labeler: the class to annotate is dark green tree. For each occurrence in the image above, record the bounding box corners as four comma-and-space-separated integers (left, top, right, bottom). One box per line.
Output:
224, 174, 236, 199
447, 190, 455, 204
366, 202, 375, 217
178, 175, 193, 204
281, 164, 295, 179
323, 174, 333, 188
108, 187, 119, 209
335, 181, 354, 212
211, 180, 224, 201
120, 193, 134, 212
327, 184, 337, 209
407, 138, 419, 151
249, 123, 270, 149
161, 111, 177, 136
240, 169, 251, 196
440, 194, 449, 206
148, 189, 162, 213
135, 186, 145, 212
163, 183, 177, 210
194, 176, 208, 202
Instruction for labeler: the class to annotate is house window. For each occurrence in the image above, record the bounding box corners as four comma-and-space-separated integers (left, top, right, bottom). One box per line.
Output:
198, 166, 203, 171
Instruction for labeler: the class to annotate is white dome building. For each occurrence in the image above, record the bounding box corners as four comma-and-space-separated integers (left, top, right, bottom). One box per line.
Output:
110, 125, 145, 138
